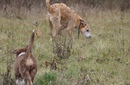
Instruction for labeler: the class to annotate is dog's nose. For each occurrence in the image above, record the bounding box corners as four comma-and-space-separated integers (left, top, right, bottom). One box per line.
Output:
85, 35, 91, 38
84, 32, 91, 38
88, 36, 91, 38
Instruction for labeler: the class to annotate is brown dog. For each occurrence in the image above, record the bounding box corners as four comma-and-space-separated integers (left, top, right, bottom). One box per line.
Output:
13, 30, 37, 85
46, 0, 91, 40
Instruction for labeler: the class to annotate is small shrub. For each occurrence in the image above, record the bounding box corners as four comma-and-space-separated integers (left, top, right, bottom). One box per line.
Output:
53, 36, 73, 59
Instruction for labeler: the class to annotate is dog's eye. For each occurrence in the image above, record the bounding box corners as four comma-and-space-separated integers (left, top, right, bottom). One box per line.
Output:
86, 30, 89, 32
84, 24, 86, 26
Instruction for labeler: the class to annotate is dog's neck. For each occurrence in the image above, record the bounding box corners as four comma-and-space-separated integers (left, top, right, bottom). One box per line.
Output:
17, 52, 26, 57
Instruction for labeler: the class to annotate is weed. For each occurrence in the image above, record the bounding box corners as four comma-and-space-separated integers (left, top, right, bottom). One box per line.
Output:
53, 35, 73, 59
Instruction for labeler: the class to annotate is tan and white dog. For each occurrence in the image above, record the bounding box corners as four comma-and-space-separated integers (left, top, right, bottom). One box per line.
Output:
46, 0, 91, 40
13, 30, 37, 85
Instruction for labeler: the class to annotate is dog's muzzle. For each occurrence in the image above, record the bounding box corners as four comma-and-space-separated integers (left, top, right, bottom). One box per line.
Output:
84, 31, 91, 38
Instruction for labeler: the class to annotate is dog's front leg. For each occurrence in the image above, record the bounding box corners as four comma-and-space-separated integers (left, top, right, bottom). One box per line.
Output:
66, 28, 74, 41
66, 23, 73, 38
66, 21, 74, 37
66, 21, 75, 41
30, 69, 37, 83
66, 28, 72, 37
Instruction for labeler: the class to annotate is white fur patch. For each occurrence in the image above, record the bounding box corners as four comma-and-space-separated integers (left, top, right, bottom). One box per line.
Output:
16, 79, 25, 85
84, 32, 91, 38
18, 52, 26, 57
16, 79, 18, 84
21, 79, 25, 85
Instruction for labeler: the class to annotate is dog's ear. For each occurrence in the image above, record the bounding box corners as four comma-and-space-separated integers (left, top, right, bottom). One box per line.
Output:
78, 20, 86, 38
80, 20, 86, 27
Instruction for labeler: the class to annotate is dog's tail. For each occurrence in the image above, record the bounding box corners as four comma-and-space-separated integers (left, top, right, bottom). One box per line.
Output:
46, 0, 51, 12
26, 29, 35, 56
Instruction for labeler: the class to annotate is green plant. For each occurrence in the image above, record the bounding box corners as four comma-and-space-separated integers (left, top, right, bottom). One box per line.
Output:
34, 72, 57, 85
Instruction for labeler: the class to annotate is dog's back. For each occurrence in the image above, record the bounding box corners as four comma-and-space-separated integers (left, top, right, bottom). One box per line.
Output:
46, 0, 82, 23
13, 30, 37, 85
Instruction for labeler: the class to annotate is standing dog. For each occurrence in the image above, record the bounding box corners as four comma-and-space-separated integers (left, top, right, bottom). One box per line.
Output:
46, 0, 91, 40
13, 30, 37, 85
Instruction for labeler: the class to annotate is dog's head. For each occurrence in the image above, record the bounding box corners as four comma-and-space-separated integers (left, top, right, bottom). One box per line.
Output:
78, 20, 91, 38
12, 46, 28, 57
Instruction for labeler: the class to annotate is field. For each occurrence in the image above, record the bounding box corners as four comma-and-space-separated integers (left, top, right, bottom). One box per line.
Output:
0, 6, 130, 85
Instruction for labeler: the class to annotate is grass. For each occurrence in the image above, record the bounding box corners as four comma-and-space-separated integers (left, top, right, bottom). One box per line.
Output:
0, 8, 130, 85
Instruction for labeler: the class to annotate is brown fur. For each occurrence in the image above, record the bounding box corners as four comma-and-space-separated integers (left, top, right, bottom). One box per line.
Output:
13, 30, 37, 85
46, 0, 91, 40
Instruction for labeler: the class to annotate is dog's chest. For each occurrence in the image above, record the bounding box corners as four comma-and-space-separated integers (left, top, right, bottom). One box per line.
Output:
26, 57, 34, 66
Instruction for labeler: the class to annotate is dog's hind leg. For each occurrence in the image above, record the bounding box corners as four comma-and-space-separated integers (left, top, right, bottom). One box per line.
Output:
24, 71, 32, 85
30, 69, 37, 83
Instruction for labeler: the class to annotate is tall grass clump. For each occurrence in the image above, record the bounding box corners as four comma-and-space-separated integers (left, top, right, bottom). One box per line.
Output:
53, 35, 73, 59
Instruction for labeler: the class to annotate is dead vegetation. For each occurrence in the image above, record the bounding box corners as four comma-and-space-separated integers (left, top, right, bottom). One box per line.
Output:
53, 36, 73, 60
